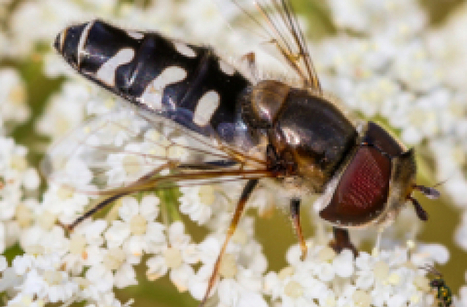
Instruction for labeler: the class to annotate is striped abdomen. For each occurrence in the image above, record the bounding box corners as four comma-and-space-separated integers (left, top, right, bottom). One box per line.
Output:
55, 20, 251, 144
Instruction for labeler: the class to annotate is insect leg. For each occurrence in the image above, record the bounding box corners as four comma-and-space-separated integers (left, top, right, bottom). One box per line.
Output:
199, 179, 259, 307
68, 192, 129, 230
67, 165, 170, 230
290, 198, 307, 260
329, 227, 358, 257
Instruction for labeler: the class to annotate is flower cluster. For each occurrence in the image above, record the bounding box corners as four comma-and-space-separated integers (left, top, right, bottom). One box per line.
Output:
0, 136, 40, 253
266, 245, 438, 307
0, 0, 466, 306
323, 0, 467, 265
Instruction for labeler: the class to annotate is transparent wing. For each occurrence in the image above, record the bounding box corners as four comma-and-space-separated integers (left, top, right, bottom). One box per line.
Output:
218, 0, 321, 91
41, 108, 271, 195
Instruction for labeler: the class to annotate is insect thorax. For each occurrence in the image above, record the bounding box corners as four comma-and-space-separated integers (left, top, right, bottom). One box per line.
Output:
242, 80, 358, 192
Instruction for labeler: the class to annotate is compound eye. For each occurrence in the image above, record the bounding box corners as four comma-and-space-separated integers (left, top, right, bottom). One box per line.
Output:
319, 146, 391, 226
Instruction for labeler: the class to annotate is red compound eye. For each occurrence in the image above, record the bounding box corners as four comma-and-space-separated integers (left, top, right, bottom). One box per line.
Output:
320, 146, 391, 226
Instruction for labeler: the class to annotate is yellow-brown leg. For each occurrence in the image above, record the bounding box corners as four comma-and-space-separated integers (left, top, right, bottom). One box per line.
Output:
68, 165, 170, 230
198, 179, 259, 307
290, 198, 308, 260
67, 192, 129, 231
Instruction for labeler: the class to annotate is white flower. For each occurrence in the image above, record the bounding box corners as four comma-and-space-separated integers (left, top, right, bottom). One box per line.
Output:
43, 51, 76, 78
8, 0, 89, 57
179, 185, 218, 225
455, 212, 467, 251
36, 81, 89, 140
217, 277, 268, 307
105, 195, 165, 262
263, 244, 439, 307
105, 144, 147, 187
62, 219, 108, 274
41, 184, 91, 226
0, 221, 5, 253
0, 255, 6, 271
112, 4, 179, 46
188, 217, 267, 305
455, 286, 467, 307
0, 137, 30, 208
355, 252, 384, 290
9, 251, 79, 304
84, 291, 134, 307
86, 247, 137, 290
0, 68, 29, 127
85, 262, 115, 293
266, 263, 330, 306
19, 225, 68, 256
390, 40, 442, 92
429, 138, 467, 209
146, 221, 198, 292
327, 0, 426, 38
178, 0, 237, 45
413, 243, 450, 265
0, 266, 23, 293
390, 89, 448, 145
349, 75, 402, 118
426, 2, 467, 90
332, 249, 354, 277
248, 186, 277, 218
190, 252, 266, 307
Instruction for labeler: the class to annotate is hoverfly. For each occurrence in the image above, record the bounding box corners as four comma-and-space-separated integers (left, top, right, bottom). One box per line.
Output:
422, 265, 452, 307
44, 0, 440, 304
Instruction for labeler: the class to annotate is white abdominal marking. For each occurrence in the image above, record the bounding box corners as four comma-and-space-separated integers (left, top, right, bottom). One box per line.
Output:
95, 48, 135, 86
77, 21, 95, 67
193, 91, 220, 126
126, 30, 144, 39
173, 41, 196, 58
140, 66, 187, 110
219, 59, 235, 76
58, 30, 66, 52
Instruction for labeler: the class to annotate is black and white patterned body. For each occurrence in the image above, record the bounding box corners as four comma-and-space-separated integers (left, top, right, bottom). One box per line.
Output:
55, 20, 252, 147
